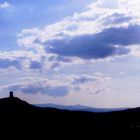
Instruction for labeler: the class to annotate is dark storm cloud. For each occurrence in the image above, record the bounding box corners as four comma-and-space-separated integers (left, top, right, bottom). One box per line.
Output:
45, 25, 140, 59
8, 84, 69, 97
0, 59, 22, 69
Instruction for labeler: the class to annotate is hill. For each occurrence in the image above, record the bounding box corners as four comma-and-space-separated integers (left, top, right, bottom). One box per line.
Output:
1, 94, 140, 136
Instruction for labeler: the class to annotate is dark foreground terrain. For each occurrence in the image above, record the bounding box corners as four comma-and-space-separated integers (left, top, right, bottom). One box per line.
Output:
0, 95, 140, 137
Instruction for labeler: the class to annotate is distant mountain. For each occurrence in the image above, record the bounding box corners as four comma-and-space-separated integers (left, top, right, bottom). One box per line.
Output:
35, 103, 127, 112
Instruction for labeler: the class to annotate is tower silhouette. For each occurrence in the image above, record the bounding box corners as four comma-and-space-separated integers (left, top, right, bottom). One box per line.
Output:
9, 91, 14, 98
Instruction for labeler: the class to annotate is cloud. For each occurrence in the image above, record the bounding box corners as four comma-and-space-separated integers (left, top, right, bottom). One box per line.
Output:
17, 0, 140, 63
0, 50, 43, 70
1, 0, 140, 107
44, 25, 140, 59
72, 76, 94, 85
18, 0, 140, 40
7, 82, 69, 97
1, 72, 111, 98
0, 50, 53, 71
0, 58, 22, 69
48, 55, 72, 63
0, 0, 138, 74
65, 73, 112, 95
0, 2, 11, 9
103, 13, 132, 25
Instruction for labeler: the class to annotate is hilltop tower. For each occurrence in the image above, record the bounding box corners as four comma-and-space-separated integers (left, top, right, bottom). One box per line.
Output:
9, 91, 14, 98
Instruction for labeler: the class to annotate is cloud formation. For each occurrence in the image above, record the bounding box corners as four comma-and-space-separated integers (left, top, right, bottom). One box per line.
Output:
0, 2, 11, 9
1, 0, 140, 107
0, 0, 139, 78
0, 58, 22, 69
1, 72, 111, 98
7, 82, 69, 97
45, 25, 140, 59
18, 0, 140, 62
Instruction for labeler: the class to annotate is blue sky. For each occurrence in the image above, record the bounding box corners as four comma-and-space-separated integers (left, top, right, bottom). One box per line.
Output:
0, 0, 94, 50
1, 0, 140, 108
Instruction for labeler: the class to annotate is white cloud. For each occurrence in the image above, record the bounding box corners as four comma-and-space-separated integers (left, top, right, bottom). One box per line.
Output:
1, 72, 111, 98
0, 2, 11, 9
17, 0, 140, 63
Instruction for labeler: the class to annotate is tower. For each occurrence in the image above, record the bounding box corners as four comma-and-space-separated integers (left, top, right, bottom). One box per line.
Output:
9, 91, 14, 98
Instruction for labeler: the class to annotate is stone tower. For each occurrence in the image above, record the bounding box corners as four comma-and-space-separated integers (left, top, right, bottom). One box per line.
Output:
9, 91, 14, 98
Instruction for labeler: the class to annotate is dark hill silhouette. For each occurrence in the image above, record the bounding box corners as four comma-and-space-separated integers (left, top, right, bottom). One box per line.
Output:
0, 96, 34, 111
1, 92, 140, 137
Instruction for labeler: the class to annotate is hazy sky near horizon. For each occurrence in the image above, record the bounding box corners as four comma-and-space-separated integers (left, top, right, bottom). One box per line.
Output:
0, 0, 140, 108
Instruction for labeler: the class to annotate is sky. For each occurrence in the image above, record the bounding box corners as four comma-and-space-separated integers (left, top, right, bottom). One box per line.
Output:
0, 0, 140, 108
